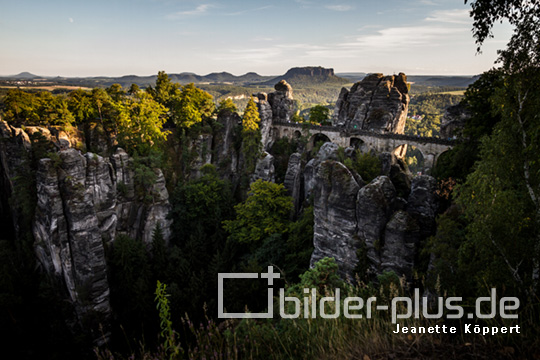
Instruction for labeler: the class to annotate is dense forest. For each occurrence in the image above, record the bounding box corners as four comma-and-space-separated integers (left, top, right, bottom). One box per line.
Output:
1, 0, 540, 359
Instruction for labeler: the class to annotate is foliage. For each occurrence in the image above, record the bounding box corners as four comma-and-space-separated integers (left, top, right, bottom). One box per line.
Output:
241, 97, 262, 174
432, 69, 504, 182
155, 281, 182, 360
106, 83, 125, 102
217, 98, 238, 115
114, 91, 169, 155
405, 93, 462, 137
2, 89, 74, 126
466, 0, 536, 50
308, 104, 330, 125
269, 137, 299, 184
131, 149, 163, 202
170, 164, 233, 244
172, 83, 215, 129
223, 180, 293, 245
342, 150, 382, 183
146, 70, 180, 109
107, 234, 155, 345
295, 257, 344, 292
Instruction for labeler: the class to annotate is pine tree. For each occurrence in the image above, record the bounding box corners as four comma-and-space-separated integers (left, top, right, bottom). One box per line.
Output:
241, 97, 262, 173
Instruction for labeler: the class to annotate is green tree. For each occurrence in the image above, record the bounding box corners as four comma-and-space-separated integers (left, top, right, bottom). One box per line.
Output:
106, 83, 126, 102
150, 224, 168, 283
147, 71, 179, 108
35, 91, 75, 126
172, 83, 215, 128
223, 180, 293, 244
91, 88, 115, 126
217, 98, 237, 115
128, 83, 140, 96
308, 104, 330, 124
342, 150, 382, 183
432, 70, 504, 182
170, 164, 233, 244
113, 92, 169, 155
241, 97, 262, 173
68, 89, 95, 123
3, 89, 40, 124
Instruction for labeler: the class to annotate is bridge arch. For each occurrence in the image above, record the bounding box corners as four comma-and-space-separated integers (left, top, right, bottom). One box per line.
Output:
308, 133, 331, 151
349, 137, 370, 153
294, 130, 302, 139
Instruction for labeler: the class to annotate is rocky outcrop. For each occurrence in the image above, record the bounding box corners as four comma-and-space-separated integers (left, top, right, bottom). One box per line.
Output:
380, 210, 420, 279
251, 151, 275, 183
213, 109, 241, 181
0, 121, 31, 239
0, 120, 172, 344
270, 66, 348, 86
268, 80, 295, 123
33, 150, 112, 343
31, 147, 172, 343
307, 143, 439, 282
310, 160, 361, 281
304, 142, 340, 202
356, 176, 397, 271
255, 94, 274, 151
189, 134, 213, 179
406, 175, 438, 239
440, 103, 469, 139
283, 66, 337, 79
283, 152, 304, 214
255, 80, 296, 150
333, 73, 410, 134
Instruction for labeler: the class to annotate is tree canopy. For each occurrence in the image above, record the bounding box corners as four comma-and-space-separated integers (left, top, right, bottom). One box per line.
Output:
223, 180, 293, 244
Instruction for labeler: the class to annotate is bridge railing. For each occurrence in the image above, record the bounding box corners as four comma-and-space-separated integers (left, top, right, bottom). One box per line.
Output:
273, 121, 457, 146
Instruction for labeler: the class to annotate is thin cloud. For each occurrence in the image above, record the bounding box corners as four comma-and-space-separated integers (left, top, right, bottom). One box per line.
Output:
225, 6, 272, 16
167, 4, 213, 18
69, 18, 74, 23
417, 0, 439, 5
325, 5, 353, 11
294, 0, 313, 6
425, 9, 470, 24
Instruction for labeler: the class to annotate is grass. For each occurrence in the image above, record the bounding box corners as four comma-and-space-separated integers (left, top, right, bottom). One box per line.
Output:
95, 281, 540, 360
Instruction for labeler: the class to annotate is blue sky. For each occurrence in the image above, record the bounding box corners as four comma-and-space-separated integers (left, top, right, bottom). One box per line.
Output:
0, 0, 512, 77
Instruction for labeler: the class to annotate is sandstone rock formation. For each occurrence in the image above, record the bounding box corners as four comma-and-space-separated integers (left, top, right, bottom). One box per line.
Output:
251, 151, 275, 183
303, 142, 340, 202
305, 142, 439, 283
189, 134, 213, 179
333, 73, 410, 134
0, 120, 173, 344
255, 80, 296, 150
309, 160, 361, 281
213, 109, 241, 181
283, 152, 304, 215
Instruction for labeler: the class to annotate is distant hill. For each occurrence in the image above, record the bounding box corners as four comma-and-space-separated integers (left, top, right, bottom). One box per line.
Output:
265, 66, 348, 87
407, 75, 479, 88
336, 72, 366, 83
0, 72, 42, 80
0, 69, 479, 92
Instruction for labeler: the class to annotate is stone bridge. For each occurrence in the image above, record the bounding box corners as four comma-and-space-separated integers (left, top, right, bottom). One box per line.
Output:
272, 122, 456, 171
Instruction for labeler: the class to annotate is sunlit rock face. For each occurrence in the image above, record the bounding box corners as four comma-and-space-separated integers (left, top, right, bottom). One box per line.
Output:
255, 80, 296, 151
333, 73, 410, 134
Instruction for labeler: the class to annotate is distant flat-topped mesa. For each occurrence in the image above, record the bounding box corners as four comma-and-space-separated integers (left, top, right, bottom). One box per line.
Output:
333, 73, 409, 134
283, 66, 336, 78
